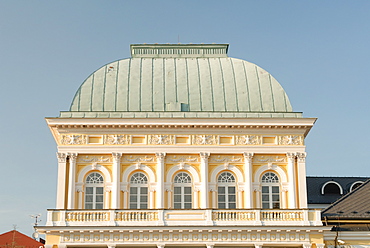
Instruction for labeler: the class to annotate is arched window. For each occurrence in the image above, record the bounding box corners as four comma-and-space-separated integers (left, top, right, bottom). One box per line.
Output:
217, 172, 236, 209
85, 172, 104, 209
350, 181, 364, 192
261, 172, 280, 209
129, 172, 148, 209
322, 182, 342, 195
174, 172, 192, 209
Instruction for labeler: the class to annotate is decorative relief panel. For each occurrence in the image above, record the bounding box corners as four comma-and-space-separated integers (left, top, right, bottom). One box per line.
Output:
209, 155, 243, 163
166, 155, 199, 163
60, 135, 87, 145
191, 135, 218, 145
278, 135, 304, 145
235, 135, 262, 145
148, 135, 175, 145
253, 155, 286, 163
123, 155, 155, 163
104, 135, 130, 145
77, 155, 112, 163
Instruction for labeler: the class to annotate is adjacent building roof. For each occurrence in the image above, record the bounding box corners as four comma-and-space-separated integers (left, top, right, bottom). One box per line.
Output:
322, 179, 370, 220
307, 176, 369, 205
62, 44, 301, 118
0, 230, 44, 248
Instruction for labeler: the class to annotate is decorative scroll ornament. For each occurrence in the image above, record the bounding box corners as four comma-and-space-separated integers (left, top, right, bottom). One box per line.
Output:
78, 155, 112, 163
192, 135, 218, 145
124, 155, 155, 162
104, 135, 130, 145
166, 155, 199, 162
278, 135, 303, 145
235, 135, 262, 145
148, 135, 175, 145
253, 155, 286, 163
56, 152, 67, 163
60, 134, 87, 145
296, 152, 307, 162
210, 155, 242, 163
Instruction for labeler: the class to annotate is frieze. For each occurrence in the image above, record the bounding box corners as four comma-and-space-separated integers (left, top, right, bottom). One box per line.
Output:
60, 134, 87, 145
148, 135, 175, 145
253, 155, 286, 163
166, 155, 199, 163
278, 135, 304, 145
104, 135, 130, 145
77, 155, 112, 163
123, 155, 155, 162
191, 135, 218, 145
209, 155, 243, 163
235, 135, 262, 145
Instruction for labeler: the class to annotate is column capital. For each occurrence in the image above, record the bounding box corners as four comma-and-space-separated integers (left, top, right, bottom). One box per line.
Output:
157, 244, 165, 248
286, 152, 296, 160
243, 152, 254, 162
296, 152, 307, 162
112, 152, 122, 162
200, 152, 210, 160
315, 244, 325, 248
56, 152, 67, 163
155, 152, 166, 161
68, 153, 78, 162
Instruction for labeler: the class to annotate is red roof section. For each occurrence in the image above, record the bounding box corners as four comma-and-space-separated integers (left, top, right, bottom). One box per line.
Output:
0, 230, 44, 248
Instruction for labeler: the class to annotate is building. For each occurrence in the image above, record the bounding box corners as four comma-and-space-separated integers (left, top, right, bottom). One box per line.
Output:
307, 177, 369, 209
38, 44, 330, 248
322, 179, 370, 247
0, 230, 44, 248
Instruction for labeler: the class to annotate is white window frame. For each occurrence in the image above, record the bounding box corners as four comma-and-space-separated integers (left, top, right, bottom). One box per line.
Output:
261, 172, 280, 209
217, 172, 236, 209
173, 172, 192, 209
129, 172, 149, 209
85, 172, 104, 209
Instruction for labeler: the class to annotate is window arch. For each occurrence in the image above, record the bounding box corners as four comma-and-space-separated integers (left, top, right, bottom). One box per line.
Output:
261, 172, 280, 209
173, 172, 192, 209
350, 181, 364, 192
85, 172, 104, 209
321, 181, 343, 195
129, 172, 148, 209
217, 172, 236, 209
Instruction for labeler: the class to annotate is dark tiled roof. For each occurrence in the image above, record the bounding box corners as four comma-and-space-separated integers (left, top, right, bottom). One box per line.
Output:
306, 176, 369, 204
322, 179, 370, 220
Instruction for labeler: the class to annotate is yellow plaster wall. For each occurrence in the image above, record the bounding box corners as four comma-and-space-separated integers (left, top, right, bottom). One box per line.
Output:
45, 234, 61, 245
310, 234, 324, 245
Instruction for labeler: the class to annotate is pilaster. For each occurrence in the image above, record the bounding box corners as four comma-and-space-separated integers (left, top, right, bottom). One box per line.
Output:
243, 152, 254, 208
156, 152, 166, 209
286, 152, 297, 209
67, 153, 78, 209
200, 152, 210, 209
112, 152, 122, 209
297, 152, 308, 208
56, 152, 67, 209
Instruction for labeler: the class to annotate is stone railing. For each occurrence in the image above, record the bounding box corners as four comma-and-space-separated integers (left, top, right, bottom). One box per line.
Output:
46, 209, 322, 227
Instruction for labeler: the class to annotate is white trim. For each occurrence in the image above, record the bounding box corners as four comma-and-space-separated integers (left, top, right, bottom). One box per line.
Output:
122, 164, 156, 183
350, 181, 364, 192
254, 165, 287, 183
77, 164, 112, 183
210, 165, 244, 183
166, 164, 200, 183
321, 181, 343, 195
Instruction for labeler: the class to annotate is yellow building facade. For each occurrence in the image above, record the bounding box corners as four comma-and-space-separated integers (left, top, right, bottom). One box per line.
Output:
38, 44, 330, 248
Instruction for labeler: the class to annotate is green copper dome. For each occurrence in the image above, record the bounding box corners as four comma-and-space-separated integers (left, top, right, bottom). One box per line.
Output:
62, 44, 300, 118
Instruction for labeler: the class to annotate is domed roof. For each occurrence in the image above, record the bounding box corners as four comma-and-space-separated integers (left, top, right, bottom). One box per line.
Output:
63, 44, 300, 118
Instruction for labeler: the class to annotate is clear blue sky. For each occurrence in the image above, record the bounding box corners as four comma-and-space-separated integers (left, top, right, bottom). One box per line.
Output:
1, 1, 369, 236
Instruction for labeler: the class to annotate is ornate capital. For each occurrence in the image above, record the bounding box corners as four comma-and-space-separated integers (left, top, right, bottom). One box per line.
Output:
286, 152, 296, 161
296, 152, 307, 162
243, 152, 254, 163
112, 152, 122, 162
155, 152, 166, 161
68, 153, 78, 163
56, 152, 67, 163
199, 152, 210, 161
